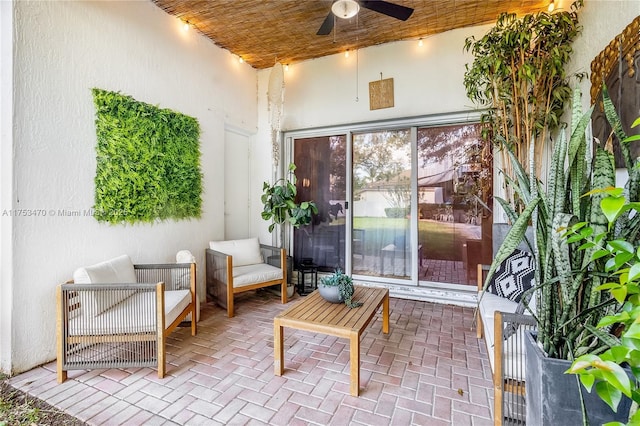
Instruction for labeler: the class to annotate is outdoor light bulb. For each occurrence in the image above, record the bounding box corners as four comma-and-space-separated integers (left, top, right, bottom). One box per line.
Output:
182, 21, 190, 32
345, 50, 350, 58
284, 64, 289, 71
238, 56, 244, 63
418, 38, 424, 47
548, 0, 555, 12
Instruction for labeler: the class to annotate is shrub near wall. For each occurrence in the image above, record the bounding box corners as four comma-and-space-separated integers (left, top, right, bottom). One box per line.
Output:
92, 89, 202, 224
384, 207, 410, 218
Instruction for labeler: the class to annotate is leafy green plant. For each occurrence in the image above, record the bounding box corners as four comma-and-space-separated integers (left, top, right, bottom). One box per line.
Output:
463, 1, 583, 206
319, 269, 362, 309
92, 88, 202, 224
261, 163, 318, 243
561, 115, 640, 424
564, 190, 640, 425
486, 85, 640, 361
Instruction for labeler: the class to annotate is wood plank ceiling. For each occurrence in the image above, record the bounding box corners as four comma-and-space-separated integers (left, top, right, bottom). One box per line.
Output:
152, 0, 553, 69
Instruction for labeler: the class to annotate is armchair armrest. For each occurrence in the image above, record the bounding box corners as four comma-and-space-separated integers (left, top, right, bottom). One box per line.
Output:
261, 244, 286, 271
206, 248, 231, 305
134, 263, 196, 292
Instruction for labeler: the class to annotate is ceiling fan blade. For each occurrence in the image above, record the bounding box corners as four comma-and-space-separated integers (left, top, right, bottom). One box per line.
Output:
360, 1, 414, 21
316, 12, 334, 35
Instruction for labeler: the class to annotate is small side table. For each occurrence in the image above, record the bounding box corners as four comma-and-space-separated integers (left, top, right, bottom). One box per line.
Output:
297, 263, 318, 296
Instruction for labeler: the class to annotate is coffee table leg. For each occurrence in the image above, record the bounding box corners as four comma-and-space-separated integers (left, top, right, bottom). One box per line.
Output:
382, 292, 389, 334
274, 320, 284, 376
350, 331, 360, 396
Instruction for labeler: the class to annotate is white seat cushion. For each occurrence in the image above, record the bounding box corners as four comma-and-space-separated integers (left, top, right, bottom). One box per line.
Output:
209, 238, 263, 267
175, 250, 198, 322
478, 292, 520, 374
73, 255, 137, 317
232, 263, 283, 287
69, 289, 191, 336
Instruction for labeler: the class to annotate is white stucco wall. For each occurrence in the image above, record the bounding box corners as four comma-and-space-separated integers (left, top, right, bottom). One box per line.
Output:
278, 25, 489, 130
0, 0, 14, 375
4, 0, 256, 374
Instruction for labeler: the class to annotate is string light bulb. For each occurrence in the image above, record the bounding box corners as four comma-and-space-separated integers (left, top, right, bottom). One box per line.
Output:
345, 50, 350, 58
238, 56, 244, 63
182, 21, 190, 32
418, 38, 424, 47
284, 64, 289, 71
548, 0, 555, 12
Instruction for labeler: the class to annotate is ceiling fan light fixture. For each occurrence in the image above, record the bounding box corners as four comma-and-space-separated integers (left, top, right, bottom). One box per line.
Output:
332, 0, 360, 19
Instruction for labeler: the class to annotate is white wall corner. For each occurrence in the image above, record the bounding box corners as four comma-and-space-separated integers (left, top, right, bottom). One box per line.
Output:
0, 0, 14, 375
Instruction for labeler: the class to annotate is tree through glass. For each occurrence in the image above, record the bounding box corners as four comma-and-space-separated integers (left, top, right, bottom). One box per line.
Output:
417, 123, 492, 285
352, 129, 412, 279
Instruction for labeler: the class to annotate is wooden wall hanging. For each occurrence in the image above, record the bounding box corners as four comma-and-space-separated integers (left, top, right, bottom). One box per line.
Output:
369, 75, 394, 110
590, 16, 640, 167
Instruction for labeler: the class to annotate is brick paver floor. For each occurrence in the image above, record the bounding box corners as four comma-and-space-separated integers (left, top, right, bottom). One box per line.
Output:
9, 290, 494, 425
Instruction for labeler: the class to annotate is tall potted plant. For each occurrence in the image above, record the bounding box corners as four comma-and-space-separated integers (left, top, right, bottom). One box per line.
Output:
463, 0, 583, 209
261, 163, 318, 295
489, 87, 639, 424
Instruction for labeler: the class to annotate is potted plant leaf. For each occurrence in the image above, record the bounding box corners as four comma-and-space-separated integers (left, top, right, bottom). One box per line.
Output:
262, 163, 318, 296
261, 163, 318, 239
318, 269, 362, 309
564, 187, 640, 425
561, 115, 640, 424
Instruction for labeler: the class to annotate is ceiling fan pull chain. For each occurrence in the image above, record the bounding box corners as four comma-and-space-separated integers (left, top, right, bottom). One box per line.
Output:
355, 47, 359, 102
355, 13, 359, 102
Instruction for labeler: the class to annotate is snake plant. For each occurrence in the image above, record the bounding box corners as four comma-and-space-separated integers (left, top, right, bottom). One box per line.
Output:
487, 86, 640, 360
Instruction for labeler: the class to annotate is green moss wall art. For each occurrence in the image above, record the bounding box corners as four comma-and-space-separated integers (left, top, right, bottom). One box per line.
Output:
92, 88, 202, 224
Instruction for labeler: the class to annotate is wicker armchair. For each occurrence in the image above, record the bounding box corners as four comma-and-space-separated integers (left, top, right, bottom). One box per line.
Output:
56, 256, 196, 383
206, 238, 287, 317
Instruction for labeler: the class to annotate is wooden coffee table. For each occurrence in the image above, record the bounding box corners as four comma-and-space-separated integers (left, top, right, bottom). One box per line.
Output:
273, 285, 389, 396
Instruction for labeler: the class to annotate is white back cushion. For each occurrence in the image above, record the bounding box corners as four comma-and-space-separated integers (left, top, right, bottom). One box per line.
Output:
176, 249, 196, 264
209, 238, 263, 267
73, 254, 137, 317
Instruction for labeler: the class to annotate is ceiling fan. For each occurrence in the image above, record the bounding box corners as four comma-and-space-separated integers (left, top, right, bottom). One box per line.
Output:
316, 0, 414, 35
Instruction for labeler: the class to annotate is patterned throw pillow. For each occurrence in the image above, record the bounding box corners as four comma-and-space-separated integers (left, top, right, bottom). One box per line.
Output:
488, 249, 535, 303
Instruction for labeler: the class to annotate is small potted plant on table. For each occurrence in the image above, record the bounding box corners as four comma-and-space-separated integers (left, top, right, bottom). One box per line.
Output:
319, 269, 362, 309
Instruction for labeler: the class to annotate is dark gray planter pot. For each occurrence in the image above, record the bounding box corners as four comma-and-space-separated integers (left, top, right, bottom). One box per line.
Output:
318, 284, 342, 303
524, 331, 632, 425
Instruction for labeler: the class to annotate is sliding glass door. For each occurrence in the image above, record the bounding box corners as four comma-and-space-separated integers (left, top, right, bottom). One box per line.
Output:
293, 135, 346, 272
290, 117, 491, 288
417, 123, 492, 285
352, 129, 413, 280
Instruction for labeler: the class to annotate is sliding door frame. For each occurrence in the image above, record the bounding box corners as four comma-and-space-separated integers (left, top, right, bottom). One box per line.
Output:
284, 110, 482, 289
